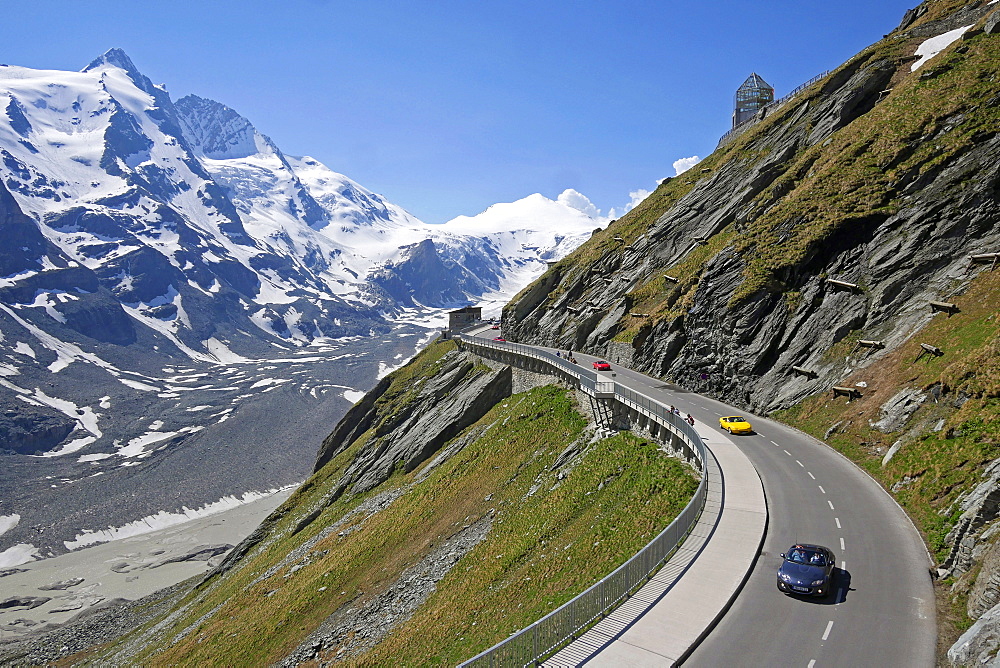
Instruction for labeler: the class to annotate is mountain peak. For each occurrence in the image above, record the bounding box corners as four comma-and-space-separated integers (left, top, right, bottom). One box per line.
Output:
81, 48, 163, 99
83, 48, 139, 76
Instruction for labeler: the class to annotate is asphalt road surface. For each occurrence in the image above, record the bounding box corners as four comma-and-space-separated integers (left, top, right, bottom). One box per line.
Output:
479, 331, 937, 667
592, 358, 936, 667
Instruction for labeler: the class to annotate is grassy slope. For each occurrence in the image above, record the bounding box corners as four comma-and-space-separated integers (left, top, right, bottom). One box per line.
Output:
106, 341, 697, 666
514, 0, 1000, 347
504, 0, 999, 652
774, 267, 1000, 645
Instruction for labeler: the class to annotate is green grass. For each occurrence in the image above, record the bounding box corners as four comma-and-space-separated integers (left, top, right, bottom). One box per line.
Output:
508, 1, 1000, 352
774, 269, 1000, 562
103, 378, 698, 666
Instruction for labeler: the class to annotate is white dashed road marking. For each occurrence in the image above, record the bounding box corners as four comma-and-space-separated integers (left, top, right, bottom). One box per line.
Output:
828, 500, 835, 510
796, 460, 805, 467
835, 517, 841, 529
818, 485, 826, 493
822, 620, 834, 641
840, 536, 846, 551
808, 472, 816, 480
784, 449, 792, 456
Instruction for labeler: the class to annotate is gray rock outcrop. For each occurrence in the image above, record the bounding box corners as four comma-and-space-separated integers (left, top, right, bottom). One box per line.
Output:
314, 349, 512, 496
950, 601, 1000, 666
0, 597, 50, 611
503, 2, 1000, 417
871, 388, 927, 434
37, 578, 84, 591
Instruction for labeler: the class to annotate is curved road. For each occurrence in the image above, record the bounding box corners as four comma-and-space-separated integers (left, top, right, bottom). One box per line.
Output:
478, 330, 937, 667
601, 359, 936, 666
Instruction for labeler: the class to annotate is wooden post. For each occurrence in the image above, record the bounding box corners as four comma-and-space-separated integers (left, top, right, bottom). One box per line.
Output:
826, 278, 860, 292
851, 339, 884, 356
832, 386, 861, 400
930, 301, 958, 315
970, 252, 1000, 270
915, 343, 944, 361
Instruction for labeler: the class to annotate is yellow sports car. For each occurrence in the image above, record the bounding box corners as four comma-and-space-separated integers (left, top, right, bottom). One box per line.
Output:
719, 416, 753, 435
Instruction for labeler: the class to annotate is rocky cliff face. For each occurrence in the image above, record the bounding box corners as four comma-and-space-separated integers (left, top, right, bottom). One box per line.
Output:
312, 346, 512, 491
506, 0, 1000, 416
504, 0, 1000, 662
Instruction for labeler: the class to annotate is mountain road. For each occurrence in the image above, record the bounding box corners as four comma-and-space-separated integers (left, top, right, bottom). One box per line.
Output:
475, 332, 937, 667
585, 357, 936, 667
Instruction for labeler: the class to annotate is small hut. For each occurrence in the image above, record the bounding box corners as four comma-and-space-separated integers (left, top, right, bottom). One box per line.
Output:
448, 306, 483, 330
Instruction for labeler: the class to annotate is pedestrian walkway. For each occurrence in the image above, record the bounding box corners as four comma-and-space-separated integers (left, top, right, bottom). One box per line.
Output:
543, 429, 766, 667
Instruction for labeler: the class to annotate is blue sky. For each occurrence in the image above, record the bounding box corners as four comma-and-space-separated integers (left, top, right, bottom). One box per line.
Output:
5, 0, 915, 223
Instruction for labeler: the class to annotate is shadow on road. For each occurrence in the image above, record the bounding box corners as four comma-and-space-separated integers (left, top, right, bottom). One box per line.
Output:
801, 567, 853, 606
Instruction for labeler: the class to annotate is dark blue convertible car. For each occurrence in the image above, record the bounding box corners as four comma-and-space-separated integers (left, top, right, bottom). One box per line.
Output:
777, 544, 835, 598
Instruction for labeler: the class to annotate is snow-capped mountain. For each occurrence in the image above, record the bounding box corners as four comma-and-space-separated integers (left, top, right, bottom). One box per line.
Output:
0, 49, 605, 361
0, 49, 606, 565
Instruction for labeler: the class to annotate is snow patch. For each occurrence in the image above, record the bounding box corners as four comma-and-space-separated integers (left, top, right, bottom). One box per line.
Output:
63, 486, 298, 550
343, 389, 365, 403
205, 337, 250, 363
912, 25, 972, 71
119, 377, 160, 391
0, 514, 20, 537
14, 341, 35, 358
78, 452, 114, 462
0, 543, 39, 568
249, 377, 289, 389
116, 430, 179, 458
39, 435, 97, 458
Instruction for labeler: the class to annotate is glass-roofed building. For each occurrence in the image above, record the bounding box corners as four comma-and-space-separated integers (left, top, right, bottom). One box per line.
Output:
732, 73, 775, 128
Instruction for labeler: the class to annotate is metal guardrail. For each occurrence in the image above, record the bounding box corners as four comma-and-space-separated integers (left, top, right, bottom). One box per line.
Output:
455, 333, 708, 667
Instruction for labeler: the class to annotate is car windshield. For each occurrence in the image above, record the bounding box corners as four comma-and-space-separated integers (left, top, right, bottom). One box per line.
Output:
787, 549, 825, 566
727, 417, 745, 423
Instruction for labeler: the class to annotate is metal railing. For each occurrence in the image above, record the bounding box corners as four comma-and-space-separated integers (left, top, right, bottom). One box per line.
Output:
455, 333, 708, 667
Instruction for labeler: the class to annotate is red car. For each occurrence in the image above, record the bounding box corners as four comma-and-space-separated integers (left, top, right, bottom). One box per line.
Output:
493, 337, 506, 342
490, 324, 500, 330
593, 360, 611, 371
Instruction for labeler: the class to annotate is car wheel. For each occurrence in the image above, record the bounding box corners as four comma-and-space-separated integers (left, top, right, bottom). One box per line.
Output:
726, 428, 732, 434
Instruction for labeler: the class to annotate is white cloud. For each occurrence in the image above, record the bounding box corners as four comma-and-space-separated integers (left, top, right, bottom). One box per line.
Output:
673, 155, 702, 176
607, 189, 653, 220
557, 189, 601, 218
554, 184, 656, 223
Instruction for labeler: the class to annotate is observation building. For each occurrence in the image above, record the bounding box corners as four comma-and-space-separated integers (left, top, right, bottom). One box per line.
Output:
733, 73, 774, 127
